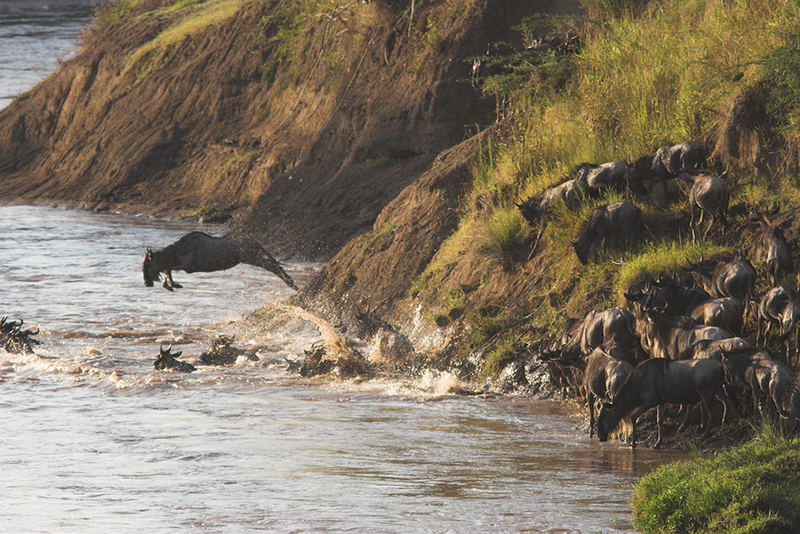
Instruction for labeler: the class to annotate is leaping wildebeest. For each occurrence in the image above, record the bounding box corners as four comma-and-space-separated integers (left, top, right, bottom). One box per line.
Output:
142, 231, 297, 291
597, 357, 729, 448
676, 172, 730, 241
572, 201, 643, 264
752, 211, 793, 286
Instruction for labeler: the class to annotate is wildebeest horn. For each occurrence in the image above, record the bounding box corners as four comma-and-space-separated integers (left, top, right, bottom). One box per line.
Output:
685, 256, 698, 270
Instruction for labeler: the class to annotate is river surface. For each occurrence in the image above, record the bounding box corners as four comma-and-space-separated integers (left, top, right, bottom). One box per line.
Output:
0, 205, 687, 533
0, 0, 95, 109
0, 4, 686, 533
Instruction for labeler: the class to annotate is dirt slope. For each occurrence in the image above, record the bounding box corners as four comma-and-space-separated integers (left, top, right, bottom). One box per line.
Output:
0, 0, 574, 259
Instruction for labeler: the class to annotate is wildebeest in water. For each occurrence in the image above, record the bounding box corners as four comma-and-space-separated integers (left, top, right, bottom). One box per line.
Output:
142, 231, 297, 291
571, 201, 643, 264
597, 358, 730, 448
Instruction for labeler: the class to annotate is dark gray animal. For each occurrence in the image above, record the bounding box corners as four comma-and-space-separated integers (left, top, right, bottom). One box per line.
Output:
757, 287, 799, 363
575, 160, 639, 195
624, 275, 711, 318
630, 142, 706, 195
691, 336, 754, 360
517, 179, 585, 223
741, 351, 797, 418
752, 211, 793, 286
0, 316, 40, 354
635, 309, 732, 361
579, 307, 641, 362
676, 173, 730, 241
572, 201, 643, 264
690, 297, 743, 334
545, 307, 641, 365
154, 345, 196, 373
142, 231, 297, 291
597, 358, 728, 448
584, 347, 634, 438
685, 251, 756, 326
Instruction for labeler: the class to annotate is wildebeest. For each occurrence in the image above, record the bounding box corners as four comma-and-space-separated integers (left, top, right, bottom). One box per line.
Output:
691, 336, 754, 360
584, 347, 634, 438
690, 297, 743, 334
154, 345, 196, 373
575, 160, 642, 195
142, 232, 297, 291
544, 307, 641, 365
624, 275, 710, 318
517, 179, 585, 224
635, 308, 733, 361
752, 211, 793, 286
757, 287, 799, 362
572, 201, 643, 264
676, 173, 730, 241
0, 316, 40, 354
741, 351, 797, 418
597, 358, 728, 448
630, 142, 707, 195
578, 307, 641, 363
685, 251, 756, 326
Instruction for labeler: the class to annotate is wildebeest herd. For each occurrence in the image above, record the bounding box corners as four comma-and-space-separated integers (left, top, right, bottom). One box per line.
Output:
531, 141, 800, 448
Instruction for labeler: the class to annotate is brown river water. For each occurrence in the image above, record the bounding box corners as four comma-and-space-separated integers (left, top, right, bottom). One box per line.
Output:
0, 204, 686, 532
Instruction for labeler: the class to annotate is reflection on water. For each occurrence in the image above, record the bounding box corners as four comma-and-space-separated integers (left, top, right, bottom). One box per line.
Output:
0, 205, 684, 532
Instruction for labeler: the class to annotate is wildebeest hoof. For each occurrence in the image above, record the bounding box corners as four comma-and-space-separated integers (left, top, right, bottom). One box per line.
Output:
171, 282, 183, 289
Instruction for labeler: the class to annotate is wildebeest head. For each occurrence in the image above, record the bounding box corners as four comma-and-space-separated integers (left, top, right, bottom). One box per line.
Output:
142, 247, 160, 287
154, 345, 196, 372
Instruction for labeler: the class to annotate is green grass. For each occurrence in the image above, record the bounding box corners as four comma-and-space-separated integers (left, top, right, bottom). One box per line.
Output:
631, 422, 800, 533
614, 241, 732, 301
484, 206, 528, 268
93, 0, 141, 29
122, 0, 246, 80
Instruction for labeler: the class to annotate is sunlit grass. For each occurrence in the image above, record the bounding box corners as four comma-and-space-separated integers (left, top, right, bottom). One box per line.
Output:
123, 0, 246, 79
631, 420, 800, 533
614, 240, 732, 301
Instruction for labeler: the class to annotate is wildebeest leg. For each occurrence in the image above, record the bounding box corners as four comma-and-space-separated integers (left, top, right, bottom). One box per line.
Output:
165, 270, 182, 290
756, 315, 763, 345
654, 405, 663, 449
677, 404, 692, 432
627, 404, 653, 449
587, 391, 595, 438
703, 211, 715, 241
719, 385, 739, 422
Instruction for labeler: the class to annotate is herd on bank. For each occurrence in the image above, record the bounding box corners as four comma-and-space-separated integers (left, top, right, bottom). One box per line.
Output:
3, 137, 800, 450
527, 141, 800, 448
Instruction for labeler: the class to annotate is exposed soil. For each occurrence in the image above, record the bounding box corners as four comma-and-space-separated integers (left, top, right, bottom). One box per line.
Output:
0, 0, 577, 259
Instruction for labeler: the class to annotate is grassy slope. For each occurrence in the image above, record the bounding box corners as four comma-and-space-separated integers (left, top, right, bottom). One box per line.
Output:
409, 0, 800, 373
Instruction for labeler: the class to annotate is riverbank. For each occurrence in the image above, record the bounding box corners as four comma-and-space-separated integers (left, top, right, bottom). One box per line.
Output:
4, 1, 800, 454
631, 422, 800, 533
